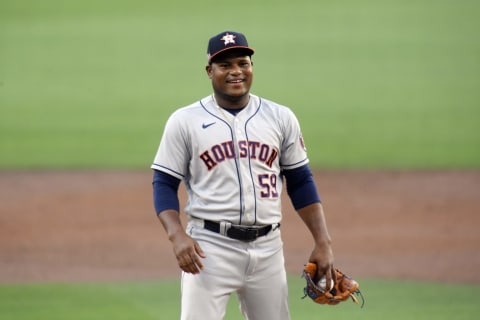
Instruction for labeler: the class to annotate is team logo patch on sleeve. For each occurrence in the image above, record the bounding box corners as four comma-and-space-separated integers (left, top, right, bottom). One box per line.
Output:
300, 135, 307, 151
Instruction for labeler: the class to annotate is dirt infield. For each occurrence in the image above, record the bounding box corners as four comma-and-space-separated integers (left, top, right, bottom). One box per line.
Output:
0, 170, 479, 284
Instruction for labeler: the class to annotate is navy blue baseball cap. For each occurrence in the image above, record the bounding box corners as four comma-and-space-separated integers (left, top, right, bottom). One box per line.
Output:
207, 31, 255, 64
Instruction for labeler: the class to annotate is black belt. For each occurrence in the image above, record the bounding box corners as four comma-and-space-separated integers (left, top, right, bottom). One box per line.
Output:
203, 220, 277, 242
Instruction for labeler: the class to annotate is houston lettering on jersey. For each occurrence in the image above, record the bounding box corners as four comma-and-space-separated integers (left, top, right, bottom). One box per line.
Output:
200, 140, 279, 170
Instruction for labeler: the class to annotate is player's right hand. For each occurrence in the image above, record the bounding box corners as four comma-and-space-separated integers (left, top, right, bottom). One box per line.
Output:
172, 232, 206, 274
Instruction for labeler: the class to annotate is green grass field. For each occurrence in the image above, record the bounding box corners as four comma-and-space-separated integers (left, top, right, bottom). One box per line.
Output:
1, 0, 479, 169
1, 277, 479, 320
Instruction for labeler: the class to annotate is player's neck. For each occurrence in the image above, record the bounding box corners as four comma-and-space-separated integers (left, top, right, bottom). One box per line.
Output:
222, 106, 245, 116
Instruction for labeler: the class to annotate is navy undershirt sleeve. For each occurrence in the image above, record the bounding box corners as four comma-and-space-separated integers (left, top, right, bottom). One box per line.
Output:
283, 164, 321, 210
152, 169, 181, 215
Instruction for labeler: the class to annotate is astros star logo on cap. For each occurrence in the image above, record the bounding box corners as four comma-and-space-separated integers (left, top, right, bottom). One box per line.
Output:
220, 33, 236, 45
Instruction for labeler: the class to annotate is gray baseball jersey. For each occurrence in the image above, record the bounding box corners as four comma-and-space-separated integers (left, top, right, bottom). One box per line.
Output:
151, 93, 309, 225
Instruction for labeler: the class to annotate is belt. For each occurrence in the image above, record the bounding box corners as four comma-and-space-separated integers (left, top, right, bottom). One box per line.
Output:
203, 219, 279, 242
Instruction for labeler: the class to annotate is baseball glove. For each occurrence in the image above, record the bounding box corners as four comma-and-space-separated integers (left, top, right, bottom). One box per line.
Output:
302, 262, 364, 307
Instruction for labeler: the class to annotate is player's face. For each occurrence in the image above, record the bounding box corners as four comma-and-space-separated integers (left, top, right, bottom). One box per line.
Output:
206, 52, 253, 108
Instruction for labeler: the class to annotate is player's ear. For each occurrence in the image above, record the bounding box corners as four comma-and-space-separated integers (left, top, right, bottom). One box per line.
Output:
206, 65, 213, 79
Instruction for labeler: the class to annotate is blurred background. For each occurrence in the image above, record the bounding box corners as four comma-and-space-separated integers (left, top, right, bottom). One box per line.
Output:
1, 0, 479, 169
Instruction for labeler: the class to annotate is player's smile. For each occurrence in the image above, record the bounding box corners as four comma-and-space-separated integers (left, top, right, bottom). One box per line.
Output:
226, 78, 246, 87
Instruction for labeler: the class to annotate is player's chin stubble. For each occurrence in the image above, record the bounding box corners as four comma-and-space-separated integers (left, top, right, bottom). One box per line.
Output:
214, 88, 250, 107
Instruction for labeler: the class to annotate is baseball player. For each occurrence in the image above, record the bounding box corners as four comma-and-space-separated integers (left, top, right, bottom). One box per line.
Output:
151, 31, 335, 320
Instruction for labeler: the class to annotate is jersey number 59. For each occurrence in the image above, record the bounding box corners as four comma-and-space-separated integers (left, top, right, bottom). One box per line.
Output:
258, 174, 279, 198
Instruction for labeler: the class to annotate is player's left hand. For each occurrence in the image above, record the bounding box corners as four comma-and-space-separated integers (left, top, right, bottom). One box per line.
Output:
308, 242, 335, 286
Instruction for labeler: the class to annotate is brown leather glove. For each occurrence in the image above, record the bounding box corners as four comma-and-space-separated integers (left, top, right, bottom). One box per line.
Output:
302, 262, 364, 307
